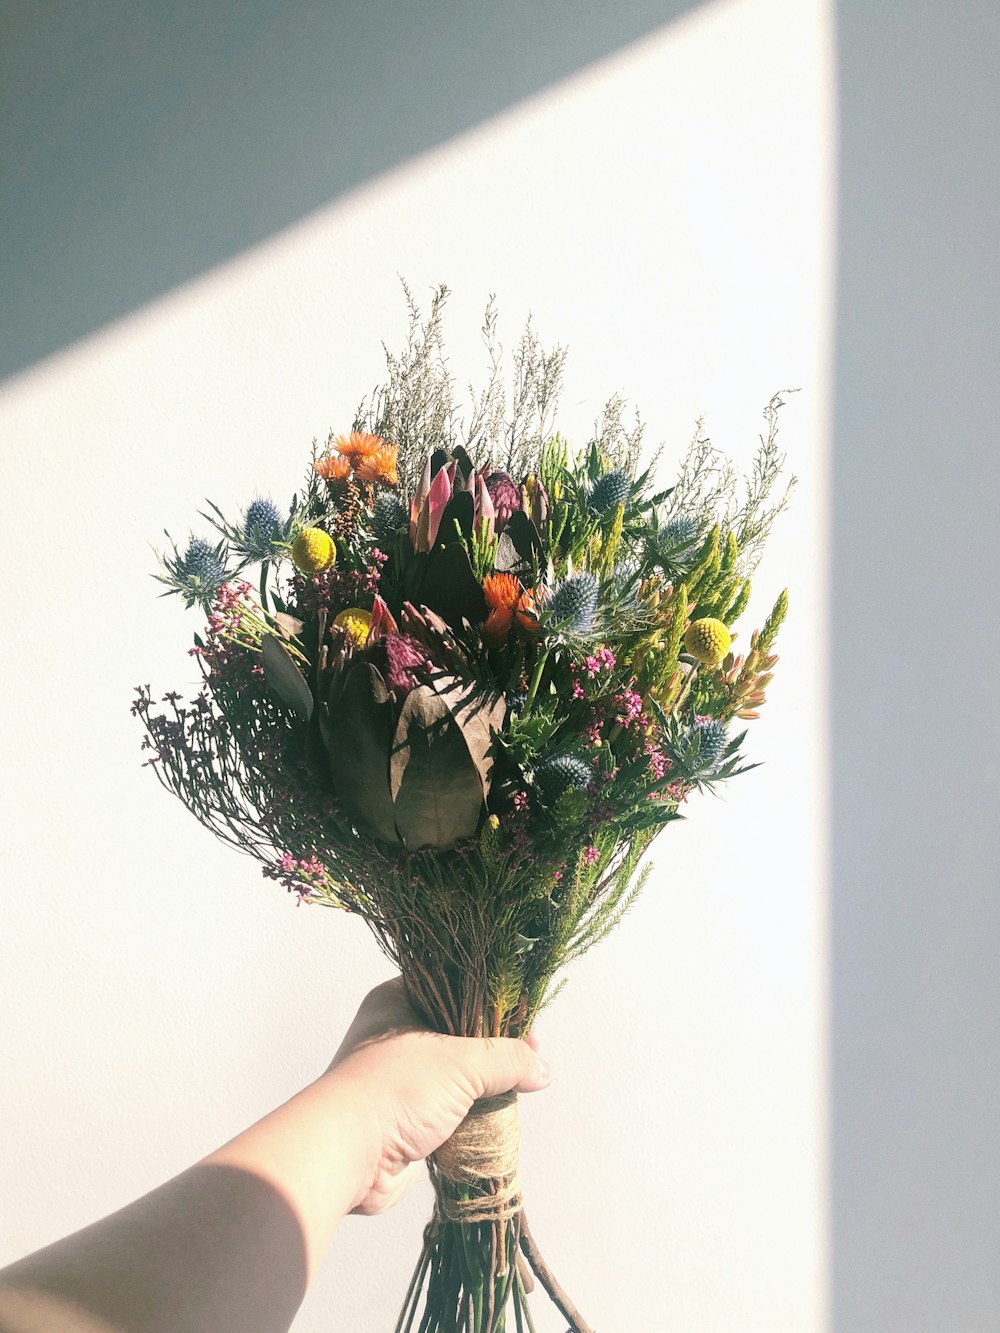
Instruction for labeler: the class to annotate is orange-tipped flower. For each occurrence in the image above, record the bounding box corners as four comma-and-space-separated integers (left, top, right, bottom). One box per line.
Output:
515, 587, 542, 636
355, 442, 399, 487
333, 431, 388, 468
482, 606, 516, 649
314, 454, 352, 484
483, 572, 522, 612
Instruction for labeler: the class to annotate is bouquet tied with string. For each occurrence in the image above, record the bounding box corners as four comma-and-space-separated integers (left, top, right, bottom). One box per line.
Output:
135, 285, 792, 1332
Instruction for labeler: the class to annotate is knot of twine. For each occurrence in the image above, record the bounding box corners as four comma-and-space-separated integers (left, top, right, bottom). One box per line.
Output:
430, 1090, 522, 1226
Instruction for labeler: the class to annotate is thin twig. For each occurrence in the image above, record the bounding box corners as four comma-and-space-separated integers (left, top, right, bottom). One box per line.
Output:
515, 1252, 535, 1294
518, 1212, 595, 1333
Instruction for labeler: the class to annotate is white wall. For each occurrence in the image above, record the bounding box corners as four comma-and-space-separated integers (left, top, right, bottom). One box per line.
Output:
0, 2, 833, 1329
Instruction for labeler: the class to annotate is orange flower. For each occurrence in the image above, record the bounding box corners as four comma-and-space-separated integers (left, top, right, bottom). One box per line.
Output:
483, 572, 522, 612
481, 606, 515, 649
333, 431, 387, 467
515, 587, 542, 635
355, 442, 399, 487
314, 454, 352, 483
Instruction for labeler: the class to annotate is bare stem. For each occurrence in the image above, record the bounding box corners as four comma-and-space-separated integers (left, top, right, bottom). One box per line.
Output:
518, 1212, 595, 1333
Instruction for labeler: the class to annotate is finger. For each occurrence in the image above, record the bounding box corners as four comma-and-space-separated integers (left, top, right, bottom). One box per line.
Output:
461, 1036, 551, 1098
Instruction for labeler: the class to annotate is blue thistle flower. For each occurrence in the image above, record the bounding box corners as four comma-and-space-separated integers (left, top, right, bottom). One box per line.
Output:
677, 718, 728, 774
372, 493, 409, 544
659, 515, 702, 549
241, 497, 283, 560
171, 537, 227, 608
544, 572, 600, 637
587, 470, 631, 514
534, 752, 593, 805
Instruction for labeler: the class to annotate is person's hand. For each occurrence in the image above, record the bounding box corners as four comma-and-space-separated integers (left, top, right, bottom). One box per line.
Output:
323, 978, 550, 1216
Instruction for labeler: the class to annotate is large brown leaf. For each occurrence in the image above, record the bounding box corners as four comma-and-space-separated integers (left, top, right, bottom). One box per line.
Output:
390, 685, 484, 850
410, 542, 488, 629
261, 634, 313, 721
429, 674, 506, 796
494, 509, 541, 575
326, 663, 399, 844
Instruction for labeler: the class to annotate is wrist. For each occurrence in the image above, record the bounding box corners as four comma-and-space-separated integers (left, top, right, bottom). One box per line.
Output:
312, 1066, 384, 1211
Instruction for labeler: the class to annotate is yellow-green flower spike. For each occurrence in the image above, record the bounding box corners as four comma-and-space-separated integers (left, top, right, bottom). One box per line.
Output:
291, 527, 336, 573
684, 616, 732, 668
479, 813, 503, 864
333, 607, 372, 647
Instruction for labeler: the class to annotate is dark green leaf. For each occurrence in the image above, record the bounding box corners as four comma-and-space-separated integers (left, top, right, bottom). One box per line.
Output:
415, 543, 487, 628
390, 685, 484, 849
326, 664, 398, 844
437, 490, 474, 545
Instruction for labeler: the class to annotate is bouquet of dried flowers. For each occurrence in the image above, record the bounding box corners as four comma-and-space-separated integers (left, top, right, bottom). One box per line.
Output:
134, 285, 792, 1332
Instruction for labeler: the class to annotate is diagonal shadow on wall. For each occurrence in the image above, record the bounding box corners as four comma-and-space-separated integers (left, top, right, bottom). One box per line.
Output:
1, 0, 703, 382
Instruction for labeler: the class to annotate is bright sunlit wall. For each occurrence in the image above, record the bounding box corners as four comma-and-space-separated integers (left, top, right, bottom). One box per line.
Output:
0, 2, 834, 1328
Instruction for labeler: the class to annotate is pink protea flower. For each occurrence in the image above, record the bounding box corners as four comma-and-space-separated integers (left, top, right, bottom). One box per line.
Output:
379, 632, 433, 696
410, 457, 455, 551
484, 471, 522, 530
472, 471, 496, 542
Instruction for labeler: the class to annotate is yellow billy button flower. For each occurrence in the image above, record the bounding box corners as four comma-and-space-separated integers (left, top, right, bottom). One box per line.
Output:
684, 616, 732, 668
291, 527, 336, 573
333, 607, 372, 648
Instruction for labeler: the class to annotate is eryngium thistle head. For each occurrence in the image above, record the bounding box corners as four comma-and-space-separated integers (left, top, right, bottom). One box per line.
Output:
588, 470, 631, 514
659, 515, 701, 549
534, 752, 593, 805
174, 537, 227, 607
484, 472, 522, 530
544, 571, 600, 636
372, 493, 409, 544
681, 718, 728, 773
241, 497, 283, 559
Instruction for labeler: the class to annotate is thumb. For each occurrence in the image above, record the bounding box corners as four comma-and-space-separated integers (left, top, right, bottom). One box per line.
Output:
462, 1036, 552, 1098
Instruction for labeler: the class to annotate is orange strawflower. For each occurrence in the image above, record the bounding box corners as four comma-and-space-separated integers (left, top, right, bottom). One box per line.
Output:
355, 442, 399, 487
333, 431, 388, 467
515, 587, 542, 635
483, 572, 522, 612
314, 454, 352, 483
481, 606, 515, 649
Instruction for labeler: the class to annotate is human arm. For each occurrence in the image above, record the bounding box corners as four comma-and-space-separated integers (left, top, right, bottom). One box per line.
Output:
0, 979, 550, 1333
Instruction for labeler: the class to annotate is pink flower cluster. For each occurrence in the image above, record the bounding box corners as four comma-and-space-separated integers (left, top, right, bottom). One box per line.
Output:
644, 741, 671, 781
569, 648, 617, 701
582, 845, 600, 865
292, 550, 386, 619
263, 851, 335, 903
613, 688, 645, 729
583, 647, 616, 677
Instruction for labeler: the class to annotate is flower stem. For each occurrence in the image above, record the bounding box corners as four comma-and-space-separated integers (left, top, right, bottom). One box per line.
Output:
259, 561, 270, 614
518, 1212, 594, 1333
523, 647, 551, 712
515, 1271, 539, 1333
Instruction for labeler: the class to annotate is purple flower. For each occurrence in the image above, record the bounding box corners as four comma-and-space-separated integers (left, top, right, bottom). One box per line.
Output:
378, 632, 433, 696
484, 472, 522, 530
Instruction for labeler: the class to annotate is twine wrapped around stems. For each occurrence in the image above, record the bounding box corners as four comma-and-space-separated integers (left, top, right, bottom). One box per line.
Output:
430, 1090, 522, 1225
